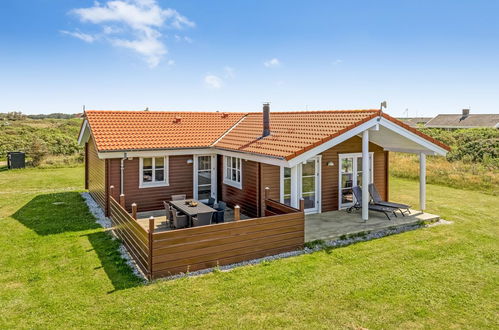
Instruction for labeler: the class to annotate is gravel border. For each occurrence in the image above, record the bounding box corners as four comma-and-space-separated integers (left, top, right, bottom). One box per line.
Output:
156, 218, 453, 282
80, 191, 452, 283
80, 192, 147, 281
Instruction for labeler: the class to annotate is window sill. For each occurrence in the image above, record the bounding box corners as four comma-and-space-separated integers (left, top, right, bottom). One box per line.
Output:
139, 182, 169, 189
223, 179, 242, 190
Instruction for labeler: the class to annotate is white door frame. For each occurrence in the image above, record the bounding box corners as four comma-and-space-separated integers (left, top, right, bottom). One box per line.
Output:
193, 154, 217, 202
280, 155, 322, 214
299, 155, 321, 214
338, 152, 374, 209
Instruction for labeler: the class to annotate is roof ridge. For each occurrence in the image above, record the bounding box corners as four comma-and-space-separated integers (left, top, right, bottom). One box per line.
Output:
246, 109, 380, 115
84, 110, 248, 114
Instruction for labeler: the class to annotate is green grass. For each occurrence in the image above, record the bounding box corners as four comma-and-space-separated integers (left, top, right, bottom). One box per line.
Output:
0, 166, 498, 328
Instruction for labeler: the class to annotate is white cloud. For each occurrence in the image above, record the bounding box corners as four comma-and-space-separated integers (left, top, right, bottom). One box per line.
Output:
224, 66, 235, 79
332, 59, 343, 65
60, 30, 95, 43
204, 74, 223, 89
67, 0, 194, 67
174, 34, 193, 43
264, 58, 281, 68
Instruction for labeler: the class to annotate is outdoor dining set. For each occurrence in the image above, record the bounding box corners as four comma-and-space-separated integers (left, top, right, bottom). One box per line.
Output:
163, 195, 226, 229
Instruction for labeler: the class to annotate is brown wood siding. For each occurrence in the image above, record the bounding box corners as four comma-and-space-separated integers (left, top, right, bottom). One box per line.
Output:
320, 136, 387, 212
220, 159, 259, 218
150, 210, 304, 279
260, 163, 280, 216
87, 137, 106, 210
84, 142, 89, 189
109, 155, 194, 212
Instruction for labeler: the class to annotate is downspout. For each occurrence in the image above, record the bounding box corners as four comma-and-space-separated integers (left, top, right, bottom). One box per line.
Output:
120, 152, 127, 195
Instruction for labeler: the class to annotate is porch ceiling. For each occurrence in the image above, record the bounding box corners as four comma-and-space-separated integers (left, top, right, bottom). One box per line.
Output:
368, 125, 435, 154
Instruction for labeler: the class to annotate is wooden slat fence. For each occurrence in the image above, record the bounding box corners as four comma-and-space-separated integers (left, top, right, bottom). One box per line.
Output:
109, 196, 150, 276
108, 189, 304, 280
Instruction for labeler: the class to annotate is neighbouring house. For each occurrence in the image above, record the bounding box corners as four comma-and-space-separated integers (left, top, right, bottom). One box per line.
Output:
77, 105, 450, 278
424, 109, 499, 129
398, 117, 433, 128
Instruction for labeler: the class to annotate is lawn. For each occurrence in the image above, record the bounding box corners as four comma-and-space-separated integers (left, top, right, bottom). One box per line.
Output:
0, 166, 498, 329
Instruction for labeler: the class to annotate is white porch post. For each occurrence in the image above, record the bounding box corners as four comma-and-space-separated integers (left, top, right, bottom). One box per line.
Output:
419, 152, 426, 211
362, 130, 369, 221
290, 165, 299, 209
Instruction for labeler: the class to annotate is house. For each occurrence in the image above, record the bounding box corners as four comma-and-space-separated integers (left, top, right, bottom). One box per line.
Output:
398, 117, 433, 128
78, 105, 449, 222
424, 109, 499, 129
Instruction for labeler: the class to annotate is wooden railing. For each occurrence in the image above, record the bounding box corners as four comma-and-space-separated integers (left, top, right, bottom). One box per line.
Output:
108, 186, 304, 280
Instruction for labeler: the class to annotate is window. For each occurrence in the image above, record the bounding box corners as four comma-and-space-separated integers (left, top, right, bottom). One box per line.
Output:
223, 156, 242, 189
140, 157, 168, 188
282, 167, 291, 206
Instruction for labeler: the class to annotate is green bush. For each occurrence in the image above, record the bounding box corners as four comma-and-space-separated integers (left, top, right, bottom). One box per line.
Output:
0, 118, 83, 164
420, 128, 499, 168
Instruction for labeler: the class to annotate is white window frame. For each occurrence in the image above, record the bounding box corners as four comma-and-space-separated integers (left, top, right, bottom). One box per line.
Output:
338, 152, 374, 209
223, 155, 242, 189
139, 156, 169, 188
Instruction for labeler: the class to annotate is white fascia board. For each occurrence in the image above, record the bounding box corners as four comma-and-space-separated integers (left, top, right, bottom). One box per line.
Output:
97, 146, 289, 166
214, 148, 288, 167
77, 120, 90, 145
287, 117, 381, 167
379, 118, 448, 156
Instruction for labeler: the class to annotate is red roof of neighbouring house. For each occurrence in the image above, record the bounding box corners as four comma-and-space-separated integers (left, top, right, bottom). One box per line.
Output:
82, 109, 450, 159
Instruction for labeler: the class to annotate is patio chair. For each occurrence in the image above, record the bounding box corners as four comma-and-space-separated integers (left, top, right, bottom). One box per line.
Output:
348, 186, 398, 220
171, 194, 186, 201
216, 201, 227, 210
212, 209, 225, 224
163, 201, 175, 228
192, 212, 214, 227
172, 210, 188, 229
203, 197, 216, 207
368, 184, 411, 216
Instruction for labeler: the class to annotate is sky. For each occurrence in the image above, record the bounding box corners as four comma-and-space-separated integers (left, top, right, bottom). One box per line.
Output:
0, 0, 498, 116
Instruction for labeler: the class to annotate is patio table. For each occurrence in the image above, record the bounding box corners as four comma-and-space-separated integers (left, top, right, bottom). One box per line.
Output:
169, 199, 216, 227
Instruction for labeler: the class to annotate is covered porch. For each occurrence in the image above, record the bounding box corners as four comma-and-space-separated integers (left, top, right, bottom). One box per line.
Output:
305, 209, 440, 242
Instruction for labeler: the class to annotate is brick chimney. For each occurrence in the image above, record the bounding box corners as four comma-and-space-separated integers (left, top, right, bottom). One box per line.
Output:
262, 103, 270, 137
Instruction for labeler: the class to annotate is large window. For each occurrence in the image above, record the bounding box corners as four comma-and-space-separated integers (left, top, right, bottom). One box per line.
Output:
223, 156, 242, 189
140, 156, 168, 188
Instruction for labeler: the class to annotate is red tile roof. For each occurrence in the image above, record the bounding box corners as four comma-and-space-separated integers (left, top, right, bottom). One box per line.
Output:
84, 110, 245, 151
214, 110, 381, 159
83, 109, 450, 158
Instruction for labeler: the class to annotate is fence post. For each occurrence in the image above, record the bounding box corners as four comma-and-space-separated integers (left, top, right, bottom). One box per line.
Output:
119, 194, 125, 208
131, 203, 137, 220
264, 186, 270, 200
109, 185, 114, 198
299, 198, 305, 212
148, 216, 154, 281
234, 205, 240, 221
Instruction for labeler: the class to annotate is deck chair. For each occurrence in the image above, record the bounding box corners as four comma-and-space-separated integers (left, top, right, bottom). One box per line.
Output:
171, 194, 186, 201
203, 197, 215, 207
349, 186, 398, 220
192, 212, 213, 227
369, 183, 411, 216
172, 210, 188, 229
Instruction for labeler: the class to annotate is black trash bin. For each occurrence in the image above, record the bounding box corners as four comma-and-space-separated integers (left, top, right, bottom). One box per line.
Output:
7, 152, 25, 169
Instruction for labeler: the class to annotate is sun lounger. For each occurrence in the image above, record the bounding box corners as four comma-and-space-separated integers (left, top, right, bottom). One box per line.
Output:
368, 183, 411, 216
348, 186, 398, 220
